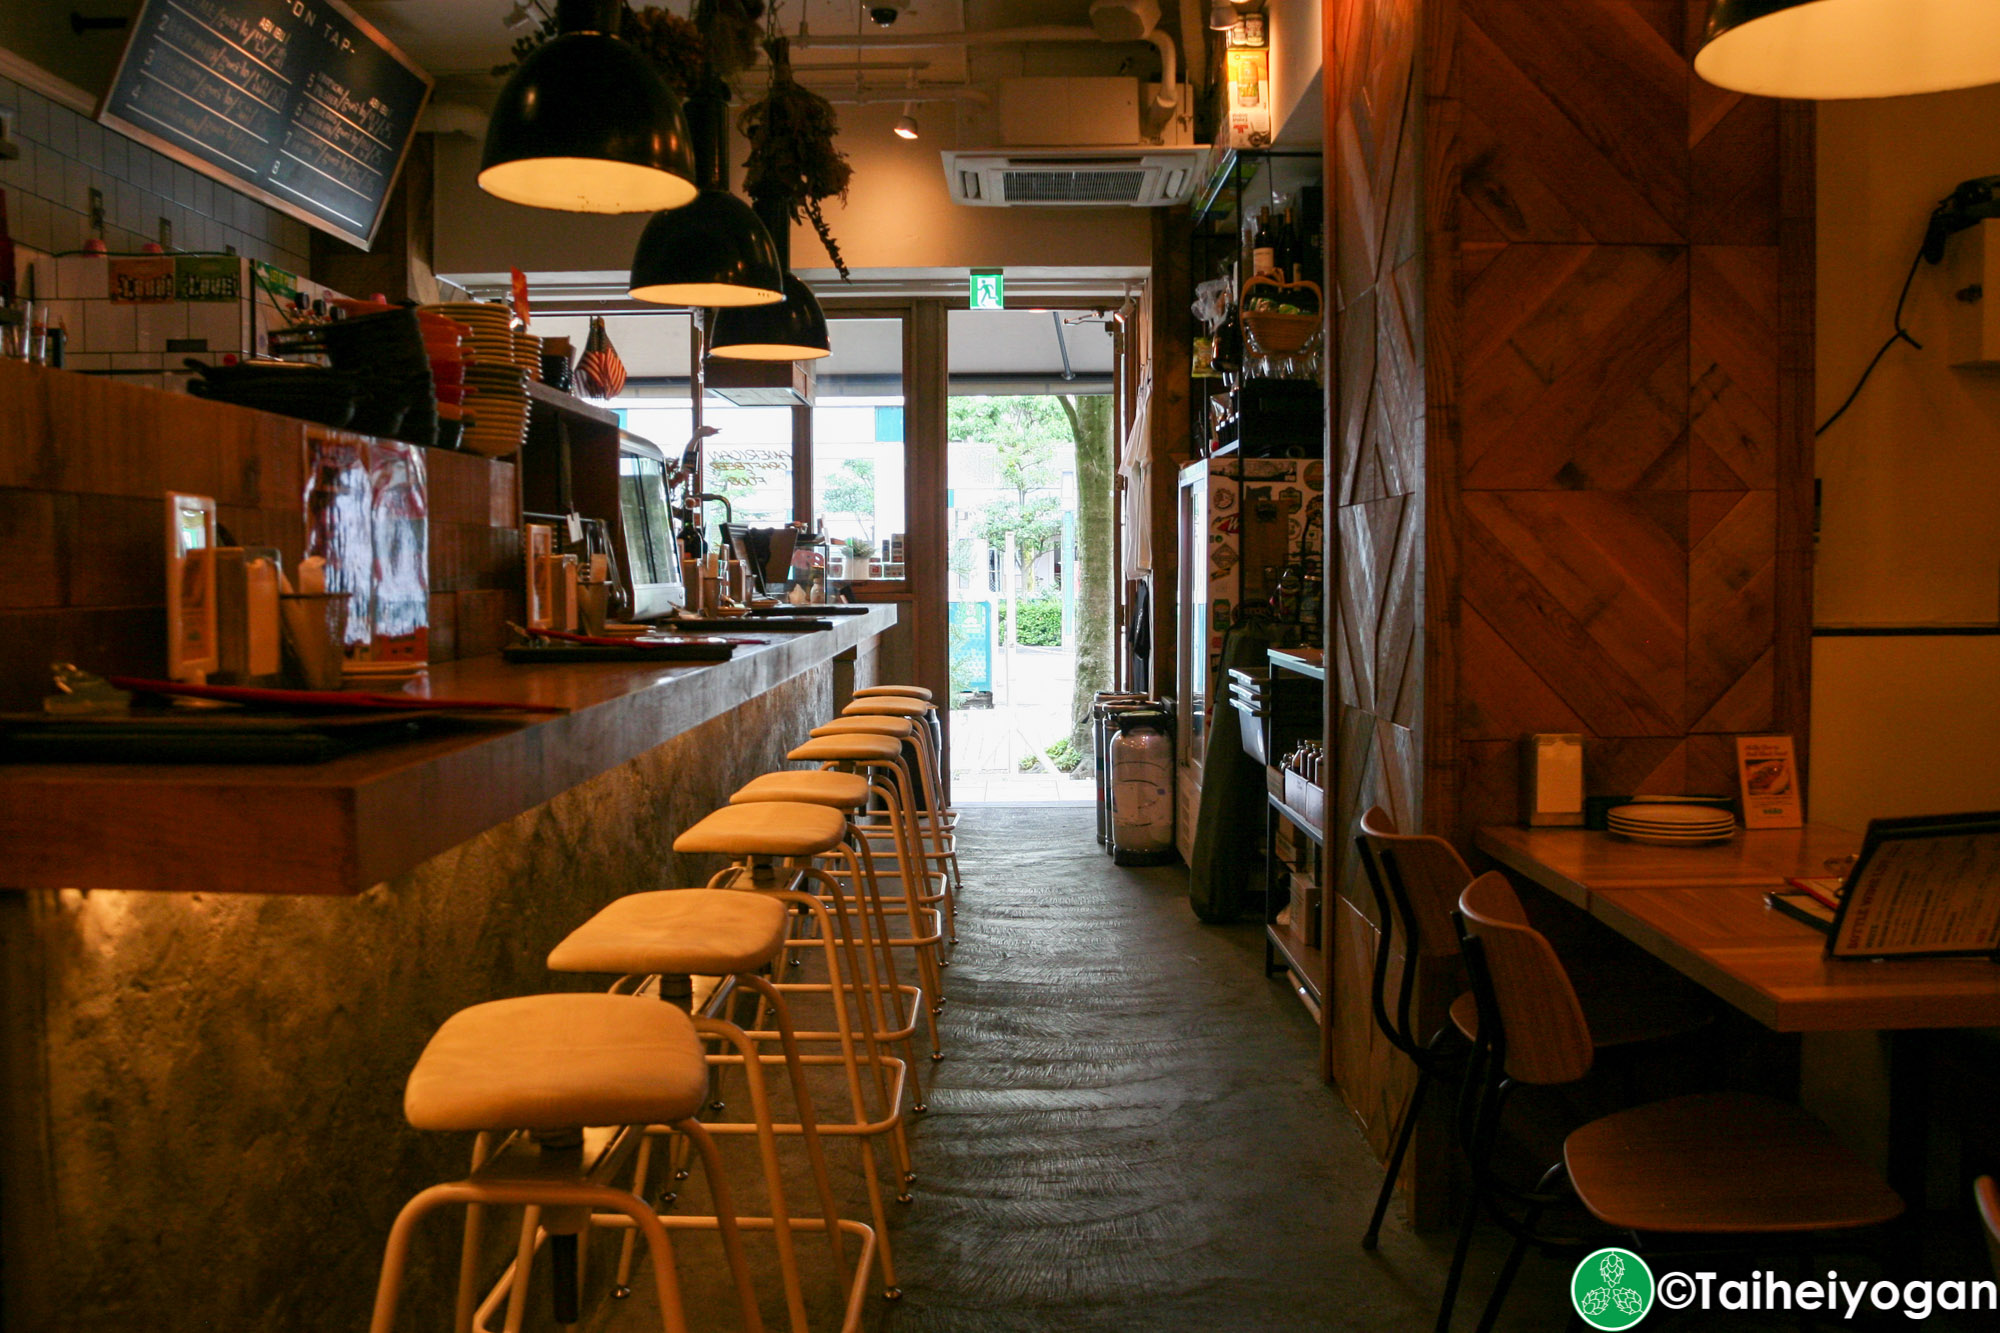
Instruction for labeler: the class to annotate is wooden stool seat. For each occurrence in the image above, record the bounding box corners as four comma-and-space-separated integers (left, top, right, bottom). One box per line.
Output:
547, 889, 790, 977
674, 801, 848, 857
813, 717, 915, 739
854, 685, 932, 700
789, 733, 903, 764
1565, 1092, 1905, 1234
842, 697, 932, 718
403, 994, 708, 1133
731, 770, 872, 810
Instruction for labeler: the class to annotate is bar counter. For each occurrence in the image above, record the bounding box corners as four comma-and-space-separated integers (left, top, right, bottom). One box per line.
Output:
0, 606, 896, 895
0, 609, 897, 1330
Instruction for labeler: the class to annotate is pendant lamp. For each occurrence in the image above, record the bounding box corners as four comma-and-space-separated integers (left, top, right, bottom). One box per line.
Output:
1696, 0, 2000, 99
480, 0, 699, 213
629, 90, 785, 307
709, 199, 831, 361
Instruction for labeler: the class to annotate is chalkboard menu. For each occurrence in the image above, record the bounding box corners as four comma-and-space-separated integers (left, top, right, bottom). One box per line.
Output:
98, 0, 432, 249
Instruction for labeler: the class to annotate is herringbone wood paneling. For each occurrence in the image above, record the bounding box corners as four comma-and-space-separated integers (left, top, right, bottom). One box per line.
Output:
1461, 244, 1689, 490
1458, 0, 1689, 244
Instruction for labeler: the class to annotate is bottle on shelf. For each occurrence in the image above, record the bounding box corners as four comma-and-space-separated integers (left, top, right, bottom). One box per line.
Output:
1252, 207, 1277, 278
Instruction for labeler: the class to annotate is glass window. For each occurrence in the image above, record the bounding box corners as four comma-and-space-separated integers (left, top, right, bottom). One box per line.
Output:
812, 318, 905, 583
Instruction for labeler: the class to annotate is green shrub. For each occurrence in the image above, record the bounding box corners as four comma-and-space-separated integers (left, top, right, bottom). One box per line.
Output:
1018, 738, 1085, 773
998, 598, 1064, 647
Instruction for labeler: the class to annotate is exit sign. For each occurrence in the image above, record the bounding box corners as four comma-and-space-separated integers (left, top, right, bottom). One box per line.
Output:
970, 270, 1004, 310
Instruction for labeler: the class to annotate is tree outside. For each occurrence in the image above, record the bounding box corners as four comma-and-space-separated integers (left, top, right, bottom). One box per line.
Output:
947, 393, 1114, 793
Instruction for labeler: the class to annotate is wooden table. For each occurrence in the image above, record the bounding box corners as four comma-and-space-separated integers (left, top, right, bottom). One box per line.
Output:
1476, 824, 2000, 1032
1477, 823, 2000, 1207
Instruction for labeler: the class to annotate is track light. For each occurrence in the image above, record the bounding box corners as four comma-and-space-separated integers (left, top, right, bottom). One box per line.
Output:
894, 103, 919, 140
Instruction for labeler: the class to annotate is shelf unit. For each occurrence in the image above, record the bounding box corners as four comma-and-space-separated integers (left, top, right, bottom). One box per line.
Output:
1187, 148, 1324, 459
1261, 646, 1327, 1018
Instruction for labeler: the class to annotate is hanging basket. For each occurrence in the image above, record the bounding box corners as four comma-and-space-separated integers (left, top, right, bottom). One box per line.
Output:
1240, 276, 1323, 357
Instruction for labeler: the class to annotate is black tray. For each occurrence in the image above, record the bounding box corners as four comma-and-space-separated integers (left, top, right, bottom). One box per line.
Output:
0, 709, 446, 764
671, 617, 829, 633
749, 604, 872, 616
502, 641, 737, 664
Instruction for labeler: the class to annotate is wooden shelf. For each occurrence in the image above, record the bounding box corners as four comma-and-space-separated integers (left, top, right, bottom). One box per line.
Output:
1266, 922, 1325, 1010
526, 379, 620, 427
1269, 792, 1325, 844
0, 607, 896, 896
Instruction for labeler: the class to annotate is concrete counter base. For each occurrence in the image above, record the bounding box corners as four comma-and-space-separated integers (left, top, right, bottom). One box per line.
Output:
0, 632, 888, 1328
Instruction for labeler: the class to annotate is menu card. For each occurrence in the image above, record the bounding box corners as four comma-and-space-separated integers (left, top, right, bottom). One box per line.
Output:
1826, 812, 2000, 960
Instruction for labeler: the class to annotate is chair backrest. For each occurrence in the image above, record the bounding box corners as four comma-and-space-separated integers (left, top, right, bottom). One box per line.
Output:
1977, 1176, 2000, 1281
1457, 872, 1594, 1087
1356, 806, 1474, 958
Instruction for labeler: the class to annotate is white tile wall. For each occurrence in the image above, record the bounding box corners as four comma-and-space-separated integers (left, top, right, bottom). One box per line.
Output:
0, 73, 312, 276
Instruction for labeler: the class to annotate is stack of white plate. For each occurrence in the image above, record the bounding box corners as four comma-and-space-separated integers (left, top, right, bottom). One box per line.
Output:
1607, 803, 1737, 846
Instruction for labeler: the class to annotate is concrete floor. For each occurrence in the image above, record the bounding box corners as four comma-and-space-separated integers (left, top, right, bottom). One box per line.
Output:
570, 806, 1928, 1332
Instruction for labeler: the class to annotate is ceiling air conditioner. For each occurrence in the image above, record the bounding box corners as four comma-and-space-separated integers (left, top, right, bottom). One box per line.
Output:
943, 148, 1208, 208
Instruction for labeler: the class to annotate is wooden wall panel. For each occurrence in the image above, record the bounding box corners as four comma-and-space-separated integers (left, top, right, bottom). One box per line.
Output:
1323, 0, 1812, 1229
1325, 0, 1428, 1174
1432, 0, 1810, 844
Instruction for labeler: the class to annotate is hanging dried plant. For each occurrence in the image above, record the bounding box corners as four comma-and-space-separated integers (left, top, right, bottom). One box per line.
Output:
739, 35, 852, 279
493, 5, 709, 100
693, 0, 764, 80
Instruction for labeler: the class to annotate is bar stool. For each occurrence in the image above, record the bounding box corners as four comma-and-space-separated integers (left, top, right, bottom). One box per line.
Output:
728, 766, 934, 1058
787, 733, 947, 1059
823, 706, 959, 940
673, 801, 917, 1300
810, 716, 959, 944
546, 889, 876, 1331
368, 993, 762, 1333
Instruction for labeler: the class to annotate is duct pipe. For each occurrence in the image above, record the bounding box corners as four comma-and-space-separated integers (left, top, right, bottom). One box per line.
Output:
1144, 28, 1179, 110
790, 25, 1102, 48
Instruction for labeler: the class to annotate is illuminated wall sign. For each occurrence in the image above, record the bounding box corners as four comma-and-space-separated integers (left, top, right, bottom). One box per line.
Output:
970, 270, 1004, 310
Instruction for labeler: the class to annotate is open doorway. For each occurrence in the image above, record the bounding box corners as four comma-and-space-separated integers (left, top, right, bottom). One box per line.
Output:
945, 310, 1117, 803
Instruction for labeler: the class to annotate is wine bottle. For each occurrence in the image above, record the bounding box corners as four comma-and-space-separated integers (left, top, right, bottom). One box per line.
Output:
1252, 207, 1276, 278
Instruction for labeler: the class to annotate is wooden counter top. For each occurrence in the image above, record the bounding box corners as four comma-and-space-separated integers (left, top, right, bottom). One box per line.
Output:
0, 606, 896, 896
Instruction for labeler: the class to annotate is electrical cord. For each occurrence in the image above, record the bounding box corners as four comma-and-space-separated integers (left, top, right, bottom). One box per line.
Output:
1816, 242, 1926, 437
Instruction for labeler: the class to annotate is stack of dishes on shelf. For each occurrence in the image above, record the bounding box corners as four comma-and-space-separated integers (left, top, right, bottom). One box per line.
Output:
421, 313, 467, 451
512, 330, 544, 385
422, 302, 529, 458
1606, 802, 1738, 846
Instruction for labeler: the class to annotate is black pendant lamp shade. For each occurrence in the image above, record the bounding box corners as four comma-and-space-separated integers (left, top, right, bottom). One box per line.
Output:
709, 272, 831, 360
479, 0, 698, 213
709, 198, 831, 360
1696, 0, 2000, 99
629, 92, 785, 307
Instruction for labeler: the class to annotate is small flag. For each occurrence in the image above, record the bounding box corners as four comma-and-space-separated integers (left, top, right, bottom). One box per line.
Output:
509, 267, 531, 328
575, 316, 626, 399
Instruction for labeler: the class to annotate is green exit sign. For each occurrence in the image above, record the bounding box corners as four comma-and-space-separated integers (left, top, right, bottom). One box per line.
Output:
970, 270, 1004, 310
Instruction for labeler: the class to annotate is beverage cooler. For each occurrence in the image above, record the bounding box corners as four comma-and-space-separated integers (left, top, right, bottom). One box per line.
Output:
1174, 455, 1323, 852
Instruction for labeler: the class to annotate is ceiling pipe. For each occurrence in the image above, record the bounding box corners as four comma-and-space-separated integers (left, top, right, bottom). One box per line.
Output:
790, 25, 1103, 48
